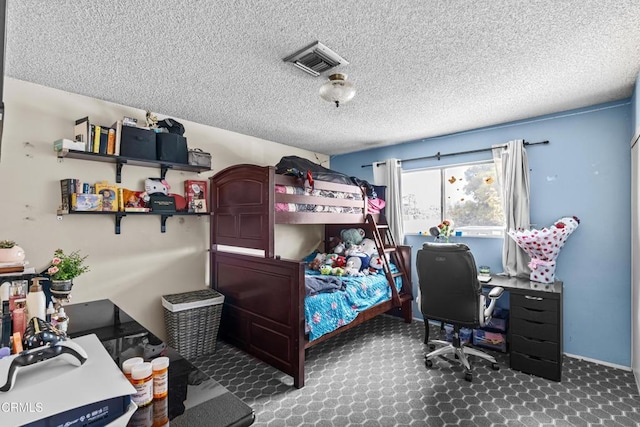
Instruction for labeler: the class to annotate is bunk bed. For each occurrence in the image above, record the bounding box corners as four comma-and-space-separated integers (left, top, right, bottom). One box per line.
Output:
209, 163, 413, 388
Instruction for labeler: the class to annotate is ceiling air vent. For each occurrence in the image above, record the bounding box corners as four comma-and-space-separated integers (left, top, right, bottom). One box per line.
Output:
283, 42, 349, 77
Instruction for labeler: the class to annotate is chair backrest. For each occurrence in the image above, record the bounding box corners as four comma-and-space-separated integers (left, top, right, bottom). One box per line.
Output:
416, 242, 481, 328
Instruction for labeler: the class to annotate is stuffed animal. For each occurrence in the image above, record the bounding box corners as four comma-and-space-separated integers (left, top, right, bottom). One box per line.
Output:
344, 258, 363, 276
144, 178, 169, 195
345, 248, 371, 272
340, 228, 365, 248
146, 110, 159, 129
140, 178, 170, 203
359, 238, 377, 257
344, 257, 364, 276
368, 254, 385, 274
331, 267, 345, 277
309, 253, 326, 270
320, 265, 332, 275
325, 253, 339, 265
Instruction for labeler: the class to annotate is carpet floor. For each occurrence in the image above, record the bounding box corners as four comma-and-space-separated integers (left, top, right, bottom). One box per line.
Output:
192, 315, 640, 427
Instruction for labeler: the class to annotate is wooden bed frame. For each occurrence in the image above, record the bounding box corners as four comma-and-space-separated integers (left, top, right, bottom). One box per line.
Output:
209, 164, 413, 388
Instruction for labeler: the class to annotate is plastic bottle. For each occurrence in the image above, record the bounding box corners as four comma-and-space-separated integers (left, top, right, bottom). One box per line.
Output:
56, 308, 68, 333
0, 281, 10, 302
8, 281, 26, 312
25, 278, 46, 322
151, 357, 169, 399
122, 357, 144, 381
11, 305, 26, 335
130, 362, 154, 407
45, 302, 55, 323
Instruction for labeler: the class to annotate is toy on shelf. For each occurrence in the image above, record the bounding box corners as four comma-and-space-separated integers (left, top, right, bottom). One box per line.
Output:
507, 216, 580, 284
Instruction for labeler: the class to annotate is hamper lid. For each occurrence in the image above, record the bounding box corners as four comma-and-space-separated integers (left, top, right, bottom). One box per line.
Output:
161, 288, 224, 312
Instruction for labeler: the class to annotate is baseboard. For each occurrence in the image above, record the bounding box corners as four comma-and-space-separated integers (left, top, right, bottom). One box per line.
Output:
564, 352, 632, 371
413, 318, 634, 372
634, 367, 640, 394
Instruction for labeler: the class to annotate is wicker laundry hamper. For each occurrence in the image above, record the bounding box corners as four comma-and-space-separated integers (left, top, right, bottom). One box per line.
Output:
161, 288, 224, 359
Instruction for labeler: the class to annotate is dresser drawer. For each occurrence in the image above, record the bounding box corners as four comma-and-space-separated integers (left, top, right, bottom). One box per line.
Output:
510, 334, 560, 361
511, 305, 559, 324
512, 293, 558, 312
511, 317, 559, 342
511, 351, 562, 381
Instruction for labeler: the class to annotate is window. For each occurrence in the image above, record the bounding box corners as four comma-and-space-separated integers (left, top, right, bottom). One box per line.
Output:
402, 161, 505, 237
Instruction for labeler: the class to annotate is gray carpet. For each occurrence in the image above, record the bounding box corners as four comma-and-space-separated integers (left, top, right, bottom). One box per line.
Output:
192, 315, 640, 426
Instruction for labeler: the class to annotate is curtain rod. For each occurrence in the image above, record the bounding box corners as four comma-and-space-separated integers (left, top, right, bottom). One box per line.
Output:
360, 140, 549, 168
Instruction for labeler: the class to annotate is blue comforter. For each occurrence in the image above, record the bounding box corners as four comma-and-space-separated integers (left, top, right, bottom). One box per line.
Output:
304, 267, 403, 341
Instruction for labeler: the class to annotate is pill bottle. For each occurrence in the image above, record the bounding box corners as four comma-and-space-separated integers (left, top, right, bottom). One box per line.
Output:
130, 362, 154, 407
122, 357, 144, 380
151, 356, 169, 399
56, 308, 68, 333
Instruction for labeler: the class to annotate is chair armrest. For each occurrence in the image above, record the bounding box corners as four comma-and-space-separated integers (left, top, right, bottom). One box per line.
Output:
488, 286, 504, 299
481, 286, 505, 325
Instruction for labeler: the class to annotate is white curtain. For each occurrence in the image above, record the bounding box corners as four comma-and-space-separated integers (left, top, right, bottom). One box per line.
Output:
372, 159, 404, 244
492, 140, 530, 278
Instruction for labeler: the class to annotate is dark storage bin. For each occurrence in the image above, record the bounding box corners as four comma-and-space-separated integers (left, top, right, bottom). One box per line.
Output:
120, 126, 157, 160
157, 133, 188, 164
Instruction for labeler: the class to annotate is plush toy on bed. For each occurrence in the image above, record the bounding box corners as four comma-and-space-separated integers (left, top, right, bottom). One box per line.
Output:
359, 238, 377, 257
325, 253, 346, 268
309, 253, 326, 270
340, 228, 365, 248
344, 257, 364, 276
344, 244, 371, 272
319, 265, 332, 275
368, 254, 385, 275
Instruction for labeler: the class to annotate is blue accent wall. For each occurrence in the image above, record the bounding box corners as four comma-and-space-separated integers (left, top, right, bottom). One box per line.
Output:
331, 100, 633, 367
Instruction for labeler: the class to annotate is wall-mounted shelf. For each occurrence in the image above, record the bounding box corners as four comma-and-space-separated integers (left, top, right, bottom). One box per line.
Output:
56, 210, 209, 234
57, 149, 210, 183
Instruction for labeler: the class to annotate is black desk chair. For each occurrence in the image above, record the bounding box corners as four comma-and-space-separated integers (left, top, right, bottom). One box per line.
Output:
417, 242, 504, 381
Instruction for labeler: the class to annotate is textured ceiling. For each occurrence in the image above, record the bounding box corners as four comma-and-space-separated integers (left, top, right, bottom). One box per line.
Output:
6, 1, 640, 155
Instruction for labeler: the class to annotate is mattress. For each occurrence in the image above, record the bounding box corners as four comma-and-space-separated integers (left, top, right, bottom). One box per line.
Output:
304, 266, 402, 341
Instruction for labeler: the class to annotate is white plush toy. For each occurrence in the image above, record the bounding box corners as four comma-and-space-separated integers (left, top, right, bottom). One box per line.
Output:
368, 254, 385, 274
139, 178, 170, 203
344, 257, 364, 276
359, 238, 377, 257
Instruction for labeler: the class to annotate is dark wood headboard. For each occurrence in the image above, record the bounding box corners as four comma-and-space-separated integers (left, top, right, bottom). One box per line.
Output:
210, 164, 275, 257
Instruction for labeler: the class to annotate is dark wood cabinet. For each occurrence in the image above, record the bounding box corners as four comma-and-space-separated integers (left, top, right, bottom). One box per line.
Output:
489, 275, 563, 382
509, 286, 563, 381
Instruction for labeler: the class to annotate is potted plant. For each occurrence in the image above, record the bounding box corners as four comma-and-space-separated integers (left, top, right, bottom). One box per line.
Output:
0, 240, 26, 264
46, 249, 90, 297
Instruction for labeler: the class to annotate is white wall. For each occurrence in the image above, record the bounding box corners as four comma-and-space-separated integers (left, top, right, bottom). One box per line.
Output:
0, 78, 326, 339
633, 130, 640, 390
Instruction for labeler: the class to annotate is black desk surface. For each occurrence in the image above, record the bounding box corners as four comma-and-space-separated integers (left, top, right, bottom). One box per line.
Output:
485, 274, 562, 294
65, 299, 255, 427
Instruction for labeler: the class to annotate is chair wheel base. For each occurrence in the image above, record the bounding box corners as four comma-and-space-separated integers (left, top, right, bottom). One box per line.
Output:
491, 363, 499, 371
465, 372, 473, 382
425, 359, 433, 368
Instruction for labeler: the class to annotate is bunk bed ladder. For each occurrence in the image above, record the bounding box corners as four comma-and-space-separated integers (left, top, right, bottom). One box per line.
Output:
366, 214, 409, 306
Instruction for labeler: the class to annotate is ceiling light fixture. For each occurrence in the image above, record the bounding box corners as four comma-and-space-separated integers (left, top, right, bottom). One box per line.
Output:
319, 73, 356, 108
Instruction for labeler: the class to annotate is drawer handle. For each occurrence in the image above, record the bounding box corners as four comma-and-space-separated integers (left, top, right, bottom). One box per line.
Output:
524, 295, 543, 301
